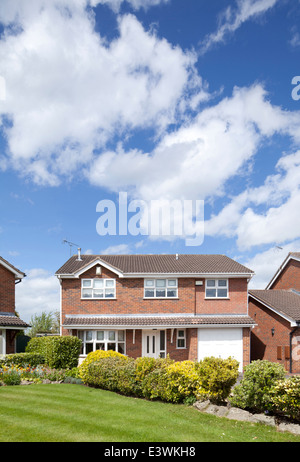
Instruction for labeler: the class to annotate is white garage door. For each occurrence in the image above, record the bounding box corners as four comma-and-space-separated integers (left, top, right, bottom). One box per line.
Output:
198, 328, 243, 371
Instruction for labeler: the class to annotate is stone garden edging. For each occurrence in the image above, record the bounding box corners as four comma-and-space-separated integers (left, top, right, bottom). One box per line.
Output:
193, 400, 300, 436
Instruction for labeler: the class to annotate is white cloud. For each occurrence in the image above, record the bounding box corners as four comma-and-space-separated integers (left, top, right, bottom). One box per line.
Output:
200, 0, 279, 54
242, 242, 300, 289
100, 243, 131, 254
206, 150, 300, 250
15, 268, 60, 323
0, 1, 202, 185
91, 0, 169, 12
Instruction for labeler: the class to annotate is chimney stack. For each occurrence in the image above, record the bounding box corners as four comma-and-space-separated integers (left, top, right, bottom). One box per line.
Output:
77, 248, 82, 261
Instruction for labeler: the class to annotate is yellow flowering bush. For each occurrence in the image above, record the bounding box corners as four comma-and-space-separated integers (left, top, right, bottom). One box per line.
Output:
79, 349, 127, 383
269, 376, 300, 422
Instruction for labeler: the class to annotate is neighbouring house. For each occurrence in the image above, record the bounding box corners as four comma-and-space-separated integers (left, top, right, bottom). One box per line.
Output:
0, 256, 29, 356
249, 252, 300, 373
55, 253, 256, 372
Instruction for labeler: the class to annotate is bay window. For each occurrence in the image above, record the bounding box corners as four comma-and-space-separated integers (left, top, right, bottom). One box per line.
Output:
78, 330, 125, 355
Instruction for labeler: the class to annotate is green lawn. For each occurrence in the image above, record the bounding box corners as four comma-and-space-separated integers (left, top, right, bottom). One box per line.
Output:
0, 384, 299, 442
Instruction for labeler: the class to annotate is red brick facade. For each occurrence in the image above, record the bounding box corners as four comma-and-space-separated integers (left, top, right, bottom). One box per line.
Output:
249, 256, 300, 373
0, 264, 16, 314
61, 261, 252, 368
269, 259, 300, 291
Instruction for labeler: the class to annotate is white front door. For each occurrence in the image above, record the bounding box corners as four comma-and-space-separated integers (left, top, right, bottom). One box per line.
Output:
198, 328, 243, 372
142, 330, 160, 358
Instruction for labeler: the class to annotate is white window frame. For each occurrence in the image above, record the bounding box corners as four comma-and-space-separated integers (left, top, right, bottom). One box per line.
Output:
78, 330, 125, 356
144, 279, 178, 299
205, 279, 229, 299
176, 329, 186, 349
81, 278, 116, 299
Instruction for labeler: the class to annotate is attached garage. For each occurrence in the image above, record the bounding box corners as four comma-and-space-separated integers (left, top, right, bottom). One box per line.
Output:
198, 328, 243, 371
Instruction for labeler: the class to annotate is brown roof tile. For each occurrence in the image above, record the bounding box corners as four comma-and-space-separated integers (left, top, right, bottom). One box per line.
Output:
249, 289, 300, 322
0, 315, 29, 328
56, 254, 254, 276
63, 315, 255, 327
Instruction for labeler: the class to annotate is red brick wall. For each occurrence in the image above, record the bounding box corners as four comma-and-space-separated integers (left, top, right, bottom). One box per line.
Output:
0, 264, 16, 313
270, 259, 300, 291
195, 278, 248, 315
249, 297, 300, 373
61, 266, 249, 334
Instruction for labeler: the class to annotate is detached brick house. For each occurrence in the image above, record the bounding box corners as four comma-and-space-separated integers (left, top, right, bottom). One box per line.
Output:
249, 252, 300, 373
0, 256, 29, 356
56, 253, 256, 371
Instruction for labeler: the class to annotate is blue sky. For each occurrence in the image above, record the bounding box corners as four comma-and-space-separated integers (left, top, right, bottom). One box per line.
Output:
0, 0, 300, 321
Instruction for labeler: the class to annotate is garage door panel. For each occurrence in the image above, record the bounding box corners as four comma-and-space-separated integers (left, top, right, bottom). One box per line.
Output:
198, 328, 243, 372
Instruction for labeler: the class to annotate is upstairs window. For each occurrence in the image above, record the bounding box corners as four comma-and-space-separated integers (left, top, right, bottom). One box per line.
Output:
205, 279, 228, 298
144, 279, 178, 298
81, 279, 116, 299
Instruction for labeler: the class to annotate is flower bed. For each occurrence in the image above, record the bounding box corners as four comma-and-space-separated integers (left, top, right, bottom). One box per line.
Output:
0, 364, 81, 386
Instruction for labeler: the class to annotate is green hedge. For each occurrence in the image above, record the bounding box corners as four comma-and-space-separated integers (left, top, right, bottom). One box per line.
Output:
79, 352, 239, 404
0, 353, 45, 368
26, 336, 82, 369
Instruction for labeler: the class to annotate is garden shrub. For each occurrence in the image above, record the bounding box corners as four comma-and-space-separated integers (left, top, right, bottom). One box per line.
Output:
85, 356, 129, 391
160, 361, 201, 403
269, 376, 300, 422
230, 360, 286, 412
79, 349, 126, 383
26, 336, 81, 369
195, 356, 240, 404
0, 353, 45, 367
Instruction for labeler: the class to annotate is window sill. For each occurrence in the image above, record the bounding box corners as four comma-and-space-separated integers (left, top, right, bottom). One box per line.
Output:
81, 298, 117, 301
143, 297, 179, 300
205, 298, 230, 301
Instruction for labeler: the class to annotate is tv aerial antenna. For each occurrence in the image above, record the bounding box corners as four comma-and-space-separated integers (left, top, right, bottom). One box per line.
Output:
62, 239, 81, 257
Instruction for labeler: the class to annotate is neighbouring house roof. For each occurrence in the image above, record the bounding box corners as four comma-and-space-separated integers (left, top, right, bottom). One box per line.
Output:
63, 314, 256, 329
249, 289, 300, 324
56, 254, 254, 278
0, 256, 26, 280
0, 314, 30, 329
265, 252, 300, 289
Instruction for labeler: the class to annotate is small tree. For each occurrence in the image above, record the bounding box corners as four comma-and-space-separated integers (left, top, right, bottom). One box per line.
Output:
27, 311, 59, 338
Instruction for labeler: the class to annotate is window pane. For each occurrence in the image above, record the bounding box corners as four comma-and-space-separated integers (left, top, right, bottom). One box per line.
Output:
97, 331, 104, 341
118, 331, 125, 341
82, 288, 92, 298
168, 279, 177, 287
178, 330, 185, 338
118, 343, 125, 354
107, 343, 116, 351
218, 280, 227, 287
160, 331, 165, 351
207, 280, 215, 287
217, 288, 228, 297
177, 339, 185, 348
108, 331, 115, 341
86, 331, 93, 341
86, 343, 93, 354
206, 288, 216, 297
156, 289, 166, 297
93, 279, 104, 288
145, 289, 154, 297
145, 279, 154, 287
105, 289, 115, 298
96, 343, 105, 351
167, 289, 177, 297
105, 279, 115, 287
156, 279, 166, 287
93, 289, 104, 298
82, 280, 92, 287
